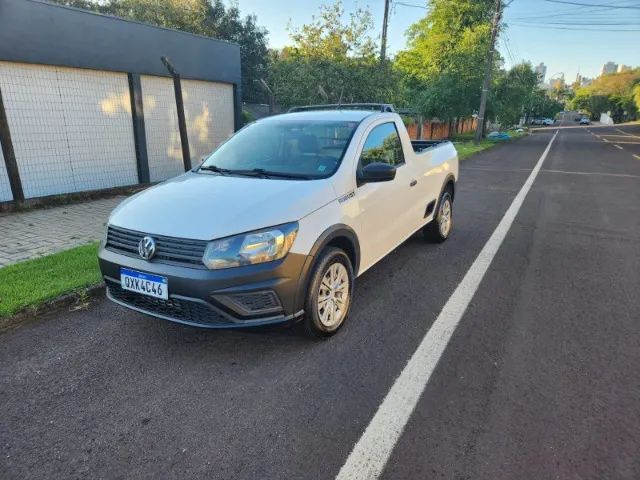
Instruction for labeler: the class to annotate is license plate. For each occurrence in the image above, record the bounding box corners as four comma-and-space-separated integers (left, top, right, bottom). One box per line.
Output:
120, 268, 168, 300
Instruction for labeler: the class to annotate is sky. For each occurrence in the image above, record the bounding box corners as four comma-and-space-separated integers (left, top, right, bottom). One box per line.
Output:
235, 0, 640, 82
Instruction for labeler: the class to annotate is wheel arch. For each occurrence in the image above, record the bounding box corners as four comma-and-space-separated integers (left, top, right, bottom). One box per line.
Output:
441, 173, 456, 202
308, 224, 360, 276
293, 224, 361, 315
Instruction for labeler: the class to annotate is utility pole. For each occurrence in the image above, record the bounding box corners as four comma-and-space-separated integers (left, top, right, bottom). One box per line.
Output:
380, 0, 391, 61
474, 0, 502, 144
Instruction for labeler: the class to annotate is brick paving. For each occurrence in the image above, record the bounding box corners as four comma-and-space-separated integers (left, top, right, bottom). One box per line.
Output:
0, 196, 125, 268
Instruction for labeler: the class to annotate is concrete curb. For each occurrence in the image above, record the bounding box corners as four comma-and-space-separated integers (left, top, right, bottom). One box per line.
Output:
0, 283, 105, 334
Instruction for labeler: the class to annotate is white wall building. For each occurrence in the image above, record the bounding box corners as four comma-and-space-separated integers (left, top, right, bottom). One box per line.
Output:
535, 62, 547, 84
600, 62, 618, 76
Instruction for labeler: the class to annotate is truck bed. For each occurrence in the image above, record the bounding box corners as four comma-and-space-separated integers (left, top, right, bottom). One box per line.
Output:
411, 140, 448, 153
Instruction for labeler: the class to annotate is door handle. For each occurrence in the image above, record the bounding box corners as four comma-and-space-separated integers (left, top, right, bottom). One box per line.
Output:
409, 179, 418, 187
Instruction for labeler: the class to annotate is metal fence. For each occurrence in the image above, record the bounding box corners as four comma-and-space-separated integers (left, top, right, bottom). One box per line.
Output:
0, 0, 241, 206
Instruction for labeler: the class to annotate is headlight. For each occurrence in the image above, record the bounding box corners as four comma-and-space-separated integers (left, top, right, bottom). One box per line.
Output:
202, 222, 298, 270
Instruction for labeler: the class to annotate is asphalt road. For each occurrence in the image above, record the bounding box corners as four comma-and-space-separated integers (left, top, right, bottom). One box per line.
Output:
2, 124, 640, 479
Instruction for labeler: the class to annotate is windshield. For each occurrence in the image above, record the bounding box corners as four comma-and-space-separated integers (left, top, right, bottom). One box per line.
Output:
200, 119, 359, 179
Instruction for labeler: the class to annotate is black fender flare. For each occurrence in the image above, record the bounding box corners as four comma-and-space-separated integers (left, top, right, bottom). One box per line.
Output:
440, 173, 456, 202
428, 174, 456, 224
293, 224, 361, 314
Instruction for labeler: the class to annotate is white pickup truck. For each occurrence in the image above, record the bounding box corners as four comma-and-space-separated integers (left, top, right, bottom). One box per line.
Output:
99, 104, 459, 338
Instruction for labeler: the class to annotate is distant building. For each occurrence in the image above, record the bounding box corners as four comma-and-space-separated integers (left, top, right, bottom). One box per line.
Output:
617, 64, 631, 73
574, 74, 592, 88
534, 62, 547, 84
550, 74, 565, 90
600, 61, 618, 75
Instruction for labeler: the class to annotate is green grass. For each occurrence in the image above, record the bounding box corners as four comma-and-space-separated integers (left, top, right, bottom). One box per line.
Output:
454, 139, 496, 160
0, 242, 101, 318
452, 129, 526, 160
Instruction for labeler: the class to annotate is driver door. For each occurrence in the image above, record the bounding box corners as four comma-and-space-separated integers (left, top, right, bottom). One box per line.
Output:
355, 121, 415, 271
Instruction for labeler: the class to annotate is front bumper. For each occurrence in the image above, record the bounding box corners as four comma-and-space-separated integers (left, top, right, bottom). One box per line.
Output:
98, 247, 311, 328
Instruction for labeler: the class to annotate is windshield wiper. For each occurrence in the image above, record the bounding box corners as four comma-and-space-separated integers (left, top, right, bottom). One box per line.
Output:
200, 166, 310, 180
199, 165, 232, 175
240, 168, 311, 180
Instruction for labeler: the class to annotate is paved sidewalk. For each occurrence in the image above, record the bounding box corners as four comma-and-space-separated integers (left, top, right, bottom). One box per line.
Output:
0, 196, 125, 267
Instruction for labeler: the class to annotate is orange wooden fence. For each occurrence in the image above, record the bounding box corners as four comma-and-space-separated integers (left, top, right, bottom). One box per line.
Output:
406, 117, 478, 140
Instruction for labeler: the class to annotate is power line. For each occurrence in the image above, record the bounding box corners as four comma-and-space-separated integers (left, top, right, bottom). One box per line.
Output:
513, 0, 640, 19
514, 20, 640, 24
509, 22, 640, 30
393, 1, 429, 9
514, 11, 639, 20
542, 0, 640, 9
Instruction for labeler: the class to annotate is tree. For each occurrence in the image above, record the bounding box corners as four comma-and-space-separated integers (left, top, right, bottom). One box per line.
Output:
268, 2, 401, 110
570, 69, 640, 121
527, 89, 564, 120
490, 63, 538, 125
49, 0, 269, 103
395, 0, 496, 119
286, 1, 377, 61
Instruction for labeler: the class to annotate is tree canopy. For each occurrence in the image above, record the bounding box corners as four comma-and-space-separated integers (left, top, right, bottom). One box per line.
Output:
285, 1, 377, 61
48, 0, 582, 128
571, 69, 640, 121
267, 1, 402, 110
395, 0, 496, 119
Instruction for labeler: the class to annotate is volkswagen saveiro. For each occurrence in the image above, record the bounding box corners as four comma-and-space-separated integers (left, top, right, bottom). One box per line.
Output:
99, 105, 459, 338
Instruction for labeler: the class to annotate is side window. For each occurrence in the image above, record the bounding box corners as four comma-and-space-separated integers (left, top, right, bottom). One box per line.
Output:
359, 122, 405, 168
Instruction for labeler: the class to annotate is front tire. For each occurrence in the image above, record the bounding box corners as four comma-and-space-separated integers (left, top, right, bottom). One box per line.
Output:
302, 247, 354, 339
424, 190, 453, 243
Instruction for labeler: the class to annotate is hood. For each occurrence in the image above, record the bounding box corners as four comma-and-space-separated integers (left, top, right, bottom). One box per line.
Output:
109, 172, 336, 240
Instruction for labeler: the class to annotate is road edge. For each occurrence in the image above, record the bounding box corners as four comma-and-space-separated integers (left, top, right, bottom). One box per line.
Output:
0, 282, 105, 334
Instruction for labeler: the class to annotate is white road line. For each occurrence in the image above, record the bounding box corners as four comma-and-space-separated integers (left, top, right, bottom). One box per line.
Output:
603, 138, 609, 142
616, 128, 640, 139
335, 130, 559, 480
634, 154, 640, 160
614, 144, 624, 150
542, 169, 640, 179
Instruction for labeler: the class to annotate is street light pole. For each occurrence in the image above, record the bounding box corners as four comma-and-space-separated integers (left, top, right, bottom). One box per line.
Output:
474, 0, 502, 145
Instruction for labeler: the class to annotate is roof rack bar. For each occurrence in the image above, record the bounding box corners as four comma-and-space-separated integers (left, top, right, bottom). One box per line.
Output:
288, 103, 395, 113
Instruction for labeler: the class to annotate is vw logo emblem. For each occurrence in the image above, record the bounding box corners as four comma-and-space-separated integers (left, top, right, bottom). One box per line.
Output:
138, 236, 156, 260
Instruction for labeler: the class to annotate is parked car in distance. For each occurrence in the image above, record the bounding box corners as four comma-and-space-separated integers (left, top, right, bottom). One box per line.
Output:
580, 117, 590, 125
98, 104, 459, 338
542, 118, 555, 126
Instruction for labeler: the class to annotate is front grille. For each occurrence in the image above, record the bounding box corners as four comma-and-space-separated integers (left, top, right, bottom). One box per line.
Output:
106, 225, 207, 267
107, 281, 233, 326
227, 291, 281, 312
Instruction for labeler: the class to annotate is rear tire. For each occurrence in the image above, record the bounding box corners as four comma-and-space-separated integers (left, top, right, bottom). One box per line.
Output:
302, 247, 354, 339
424, 189, 453, 243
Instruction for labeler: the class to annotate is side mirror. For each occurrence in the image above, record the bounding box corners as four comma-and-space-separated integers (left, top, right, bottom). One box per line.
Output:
357, 162, 396, 185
